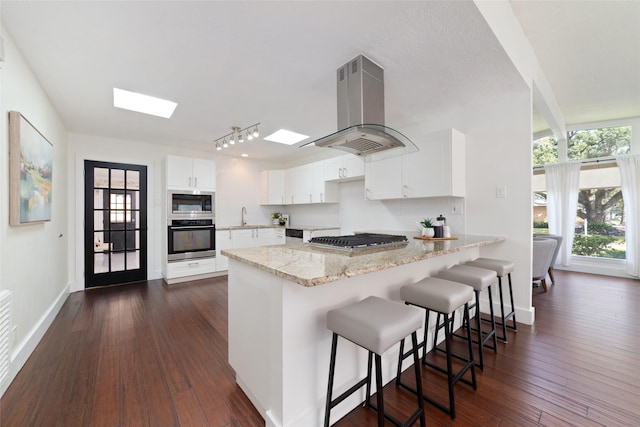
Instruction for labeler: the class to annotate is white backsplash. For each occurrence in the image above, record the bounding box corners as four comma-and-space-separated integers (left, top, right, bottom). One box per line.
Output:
285, 180, 465, 236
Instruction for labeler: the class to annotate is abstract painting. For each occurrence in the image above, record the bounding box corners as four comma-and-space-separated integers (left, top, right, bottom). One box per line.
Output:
9, 111, 53, 225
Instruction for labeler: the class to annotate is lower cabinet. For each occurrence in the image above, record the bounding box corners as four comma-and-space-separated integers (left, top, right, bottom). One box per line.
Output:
216, 227, 285, 272
166, 257, 216, 284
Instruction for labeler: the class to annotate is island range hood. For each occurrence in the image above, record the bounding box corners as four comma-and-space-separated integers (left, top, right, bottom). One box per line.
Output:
302, 55, 417, 160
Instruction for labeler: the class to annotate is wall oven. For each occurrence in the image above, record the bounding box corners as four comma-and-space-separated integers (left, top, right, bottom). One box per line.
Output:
168, 191, 214, 219
167, 218, 216, 262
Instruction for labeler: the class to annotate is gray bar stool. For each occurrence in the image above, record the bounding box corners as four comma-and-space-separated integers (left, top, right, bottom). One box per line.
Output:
437, 264, 498, 370
466, 258, 517, 342
396, 277, 476, 419
325, 296, 426, 427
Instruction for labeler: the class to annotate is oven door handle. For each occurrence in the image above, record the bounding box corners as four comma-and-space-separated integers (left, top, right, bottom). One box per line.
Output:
169, 225, 215, 230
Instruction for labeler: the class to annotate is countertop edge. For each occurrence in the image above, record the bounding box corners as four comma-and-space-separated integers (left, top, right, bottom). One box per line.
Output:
223, 234, 506, 287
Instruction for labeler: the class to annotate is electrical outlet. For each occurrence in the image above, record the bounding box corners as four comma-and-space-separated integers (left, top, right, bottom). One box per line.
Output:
496, 186, 507, 198
451, 200, 464, 215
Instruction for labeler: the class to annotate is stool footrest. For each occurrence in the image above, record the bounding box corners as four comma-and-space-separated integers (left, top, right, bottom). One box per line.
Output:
397, 381, 455, 418
328, 376, 370, 411
367, 399, 424, 427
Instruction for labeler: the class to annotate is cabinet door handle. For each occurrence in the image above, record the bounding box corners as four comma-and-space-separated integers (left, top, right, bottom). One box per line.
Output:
187, 262, 200, 267
256, 229, 259, 238
343, 167, 347, 178
320, 192, 324, 202
403, 184, 408, 198
195, 177, 198, 187
365, 188, 370, 200
189, 177, 192, 187
228, 230, 232, 239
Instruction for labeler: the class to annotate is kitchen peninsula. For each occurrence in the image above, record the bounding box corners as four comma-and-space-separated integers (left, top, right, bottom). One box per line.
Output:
222, 234, 505, 427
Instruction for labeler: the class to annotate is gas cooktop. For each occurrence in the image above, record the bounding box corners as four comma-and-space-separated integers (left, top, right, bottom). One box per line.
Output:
308, 233, 408, 251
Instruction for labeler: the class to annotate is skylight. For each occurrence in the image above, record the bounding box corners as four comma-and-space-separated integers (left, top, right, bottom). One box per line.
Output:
264, 129, 309, 145
113, 88, 177, 118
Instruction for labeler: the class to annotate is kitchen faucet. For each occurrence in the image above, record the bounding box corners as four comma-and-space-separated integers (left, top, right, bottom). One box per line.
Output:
241, 206, 247, 226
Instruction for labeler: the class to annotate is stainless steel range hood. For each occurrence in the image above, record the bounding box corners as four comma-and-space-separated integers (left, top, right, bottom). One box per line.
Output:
302, 55, 417, 160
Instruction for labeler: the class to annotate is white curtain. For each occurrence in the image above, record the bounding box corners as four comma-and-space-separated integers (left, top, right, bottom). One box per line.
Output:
544, 162, 581, 266
616, 155, 640, 277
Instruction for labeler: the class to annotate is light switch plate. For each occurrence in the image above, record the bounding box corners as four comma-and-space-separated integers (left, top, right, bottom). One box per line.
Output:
496, 186, 507, 198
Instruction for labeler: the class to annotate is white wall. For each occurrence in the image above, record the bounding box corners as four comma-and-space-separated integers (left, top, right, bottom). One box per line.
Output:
0, 29, 69, 396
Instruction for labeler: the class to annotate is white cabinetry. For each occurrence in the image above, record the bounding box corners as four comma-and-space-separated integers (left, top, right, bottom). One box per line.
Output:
260, 170, 285, 205
166, 258, 216, 283
166, 155, 216, 191
324, 155, 365, 181
403, 128, 465, 198
364, 156, 402, 200
283, 162, 338, 205
216, 229, 233, 271
364, 128, 465, 200
216, 228, 285, 271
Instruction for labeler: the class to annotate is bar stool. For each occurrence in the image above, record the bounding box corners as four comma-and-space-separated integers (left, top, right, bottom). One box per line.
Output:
325, 296, 426, 427
466, 258, 517, 342
437, 265, 498, 370
396, 277, 476, 419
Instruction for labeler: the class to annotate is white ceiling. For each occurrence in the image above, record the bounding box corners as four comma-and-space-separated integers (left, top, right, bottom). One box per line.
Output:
2, 1, 639, 162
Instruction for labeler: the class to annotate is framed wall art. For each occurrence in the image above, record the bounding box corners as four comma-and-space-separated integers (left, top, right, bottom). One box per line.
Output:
8, 111, 53, 225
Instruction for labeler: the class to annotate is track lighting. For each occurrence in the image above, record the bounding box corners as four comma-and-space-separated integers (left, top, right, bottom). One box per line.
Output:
213, 123, 260, 151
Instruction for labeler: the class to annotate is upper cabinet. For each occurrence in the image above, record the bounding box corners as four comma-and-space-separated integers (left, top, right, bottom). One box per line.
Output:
260, 170, 285, 205
166, 155, 216, 191
364, 128, 465, 200
324, 154, 365, 182
278, 161, 338, 205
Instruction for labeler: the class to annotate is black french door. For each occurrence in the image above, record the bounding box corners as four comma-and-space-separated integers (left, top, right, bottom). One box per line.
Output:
84, 161, 147, 288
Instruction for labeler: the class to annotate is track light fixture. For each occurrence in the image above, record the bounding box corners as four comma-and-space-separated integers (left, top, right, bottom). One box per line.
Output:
213, 123, 260, 151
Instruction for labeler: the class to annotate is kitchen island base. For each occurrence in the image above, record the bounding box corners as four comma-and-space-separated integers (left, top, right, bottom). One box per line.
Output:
227, 246, 482, 427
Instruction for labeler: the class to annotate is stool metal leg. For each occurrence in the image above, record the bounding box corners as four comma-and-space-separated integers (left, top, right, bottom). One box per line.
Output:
411, 331, 427, 427
486, 273, 518, 342
324, 333, 339, 427
375, 355, 384, 427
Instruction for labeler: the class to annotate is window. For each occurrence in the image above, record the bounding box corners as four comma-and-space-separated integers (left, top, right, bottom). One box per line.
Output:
568, 126, 631, 160
110, 193, 131, 223
532, 136, 558, 166
532, 123, 632, 261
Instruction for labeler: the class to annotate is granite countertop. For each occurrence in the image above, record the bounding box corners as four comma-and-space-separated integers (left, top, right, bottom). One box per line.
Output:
285, 225, 341, 231
222, 234, 506, 287
217, 225, 285, 231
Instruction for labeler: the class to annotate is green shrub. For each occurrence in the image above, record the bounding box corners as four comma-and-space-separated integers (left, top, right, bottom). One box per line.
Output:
587, 222, 618, 235
533, 221, 548, 229
572, 235, 618, 257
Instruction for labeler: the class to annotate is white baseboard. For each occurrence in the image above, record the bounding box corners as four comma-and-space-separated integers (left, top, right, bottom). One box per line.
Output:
0, 285, 70, 398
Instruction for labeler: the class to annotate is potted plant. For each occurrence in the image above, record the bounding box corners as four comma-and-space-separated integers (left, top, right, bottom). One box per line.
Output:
420, 218, 435, 238
271, 212, 282, 225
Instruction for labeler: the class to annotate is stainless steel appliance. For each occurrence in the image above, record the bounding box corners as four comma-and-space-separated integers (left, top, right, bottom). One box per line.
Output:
301, 55, 417, 160
167, 218, 216, 261
168, 190, 214, 219
285, 228, 303, 244
308, 233, 408, 252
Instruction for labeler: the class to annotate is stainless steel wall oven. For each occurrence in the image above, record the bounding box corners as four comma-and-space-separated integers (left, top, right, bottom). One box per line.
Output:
167, 218, 216, 261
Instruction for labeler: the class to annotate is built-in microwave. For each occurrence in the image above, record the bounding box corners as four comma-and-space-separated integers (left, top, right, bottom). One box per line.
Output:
168, 191, 215, 219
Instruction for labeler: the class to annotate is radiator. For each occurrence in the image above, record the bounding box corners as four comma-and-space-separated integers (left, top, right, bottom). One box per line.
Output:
0, 290, 12, 387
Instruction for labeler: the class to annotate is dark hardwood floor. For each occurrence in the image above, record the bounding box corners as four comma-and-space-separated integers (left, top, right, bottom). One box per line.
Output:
1, 270, 639, 426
